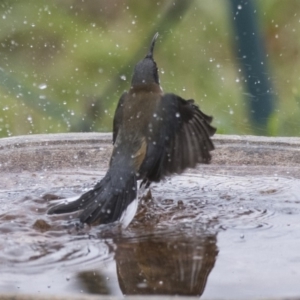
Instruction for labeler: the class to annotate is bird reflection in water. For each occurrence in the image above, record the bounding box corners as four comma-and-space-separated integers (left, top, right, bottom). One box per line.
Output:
115, 230, 218, 296
76, 225, 218, 296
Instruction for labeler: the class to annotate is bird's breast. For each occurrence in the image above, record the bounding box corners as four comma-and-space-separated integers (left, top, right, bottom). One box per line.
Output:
112, 88, 163, 173
122, 90, 162, 135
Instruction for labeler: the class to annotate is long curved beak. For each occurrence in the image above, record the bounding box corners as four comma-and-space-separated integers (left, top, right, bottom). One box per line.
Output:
146, 32, 159, 59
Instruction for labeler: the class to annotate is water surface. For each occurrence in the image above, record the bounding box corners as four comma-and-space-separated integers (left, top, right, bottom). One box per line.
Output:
1, 169, 300, 298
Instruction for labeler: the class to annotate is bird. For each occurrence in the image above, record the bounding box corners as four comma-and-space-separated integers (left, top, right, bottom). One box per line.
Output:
48, 33, 216, 227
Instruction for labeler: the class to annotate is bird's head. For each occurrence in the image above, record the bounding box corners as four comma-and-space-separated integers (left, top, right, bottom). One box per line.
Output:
131, 32, 159, 87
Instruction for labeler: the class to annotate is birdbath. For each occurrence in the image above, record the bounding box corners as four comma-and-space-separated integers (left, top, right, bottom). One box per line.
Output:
0, 133, 300, 300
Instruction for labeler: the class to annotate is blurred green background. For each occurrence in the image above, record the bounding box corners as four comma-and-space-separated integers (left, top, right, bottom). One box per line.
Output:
0, 0, 299, 138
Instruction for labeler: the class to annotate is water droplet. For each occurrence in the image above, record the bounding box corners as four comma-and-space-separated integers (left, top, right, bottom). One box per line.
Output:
38, 83, 47, 90
120, 75, 126, 81
175, 112, 180, 118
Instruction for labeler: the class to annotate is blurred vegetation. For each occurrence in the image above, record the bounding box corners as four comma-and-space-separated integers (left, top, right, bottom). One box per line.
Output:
0, 0, 300, 138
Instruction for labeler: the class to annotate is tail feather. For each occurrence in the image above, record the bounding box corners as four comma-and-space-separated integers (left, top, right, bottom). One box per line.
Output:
47, 190, 96, 214
48, 169, 137, 226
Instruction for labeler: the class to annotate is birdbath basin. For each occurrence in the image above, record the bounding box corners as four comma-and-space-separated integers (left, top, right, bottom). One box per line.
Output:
0, 133, 300, 300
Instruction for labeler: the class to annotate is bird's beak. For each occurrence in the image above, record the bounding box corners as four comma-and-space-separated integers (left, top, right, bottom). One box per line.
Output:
146, 32, 159, 59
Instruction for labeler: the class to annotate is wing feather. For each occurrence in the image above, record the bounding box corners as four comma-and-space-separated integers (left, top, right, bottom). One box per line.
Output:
159, 93, 216, 177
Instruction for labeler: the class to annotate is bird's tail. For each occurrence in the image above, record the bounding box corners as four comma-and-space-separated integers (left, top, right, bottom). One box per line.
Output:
48, 167, 137, 226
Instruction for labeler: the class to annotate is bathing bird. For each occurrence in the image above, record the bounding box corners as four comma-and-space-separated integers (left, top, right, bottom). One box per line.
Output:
48, 33, 216, 227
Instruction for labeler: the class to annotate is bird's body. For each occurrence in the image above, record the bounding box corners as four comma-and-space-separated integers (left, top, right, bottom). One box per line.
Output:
48, 33, 216, 227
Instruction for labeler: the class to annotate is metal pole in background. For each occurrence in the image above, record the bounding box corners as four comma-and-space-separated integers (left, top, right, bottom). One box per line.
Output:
229, 0, 275, 135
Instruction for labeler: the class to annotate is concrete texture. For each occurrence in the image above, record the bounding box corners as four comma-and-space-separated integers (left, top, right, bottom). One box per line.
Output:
1, 133, 300, 170
1, 132, 300, 176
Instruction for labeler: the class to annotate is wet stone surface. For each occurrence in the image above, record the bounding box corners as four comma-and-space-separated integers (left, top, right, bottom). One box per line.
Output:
0, 133, 300, 299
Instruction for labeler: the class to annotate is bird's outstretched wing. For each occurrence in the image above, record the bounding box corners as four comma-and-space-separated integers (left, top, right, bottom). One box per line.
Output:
144, 93, 216, 184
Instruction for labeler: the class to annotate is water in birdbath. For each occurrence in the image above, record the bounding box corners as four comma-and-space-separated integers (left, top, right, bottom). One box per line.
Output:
1, 167, 300, 299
